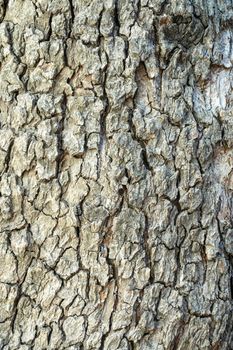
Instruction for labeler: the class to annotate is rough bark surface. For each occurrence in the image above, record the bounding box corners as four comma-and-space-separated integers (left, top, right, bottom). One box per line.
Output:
0, 0, 232, 349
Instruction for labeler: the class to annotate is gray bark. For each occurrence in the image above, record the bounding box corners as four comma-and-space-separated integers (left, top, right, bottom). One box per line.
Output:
0, 0, 232, 349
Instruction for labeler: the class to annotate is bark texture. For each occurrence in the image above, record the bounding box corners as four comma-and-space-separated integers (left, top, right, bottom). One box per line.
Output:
0, 0, 232, 349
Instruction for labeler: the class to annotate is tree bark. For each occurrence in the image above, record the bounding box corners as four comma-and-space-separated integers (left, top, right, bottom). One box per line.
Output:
0, 0, 232, 349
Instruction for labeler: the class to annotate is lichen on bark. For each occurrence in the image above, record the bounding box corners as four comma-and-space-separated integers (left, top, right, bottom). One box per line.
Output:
0, 0, 232, 349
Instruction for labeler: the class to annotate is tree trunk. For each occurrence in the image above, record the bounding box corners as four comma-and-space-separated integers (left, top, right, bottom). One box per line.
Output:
0, 0, 232, 349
